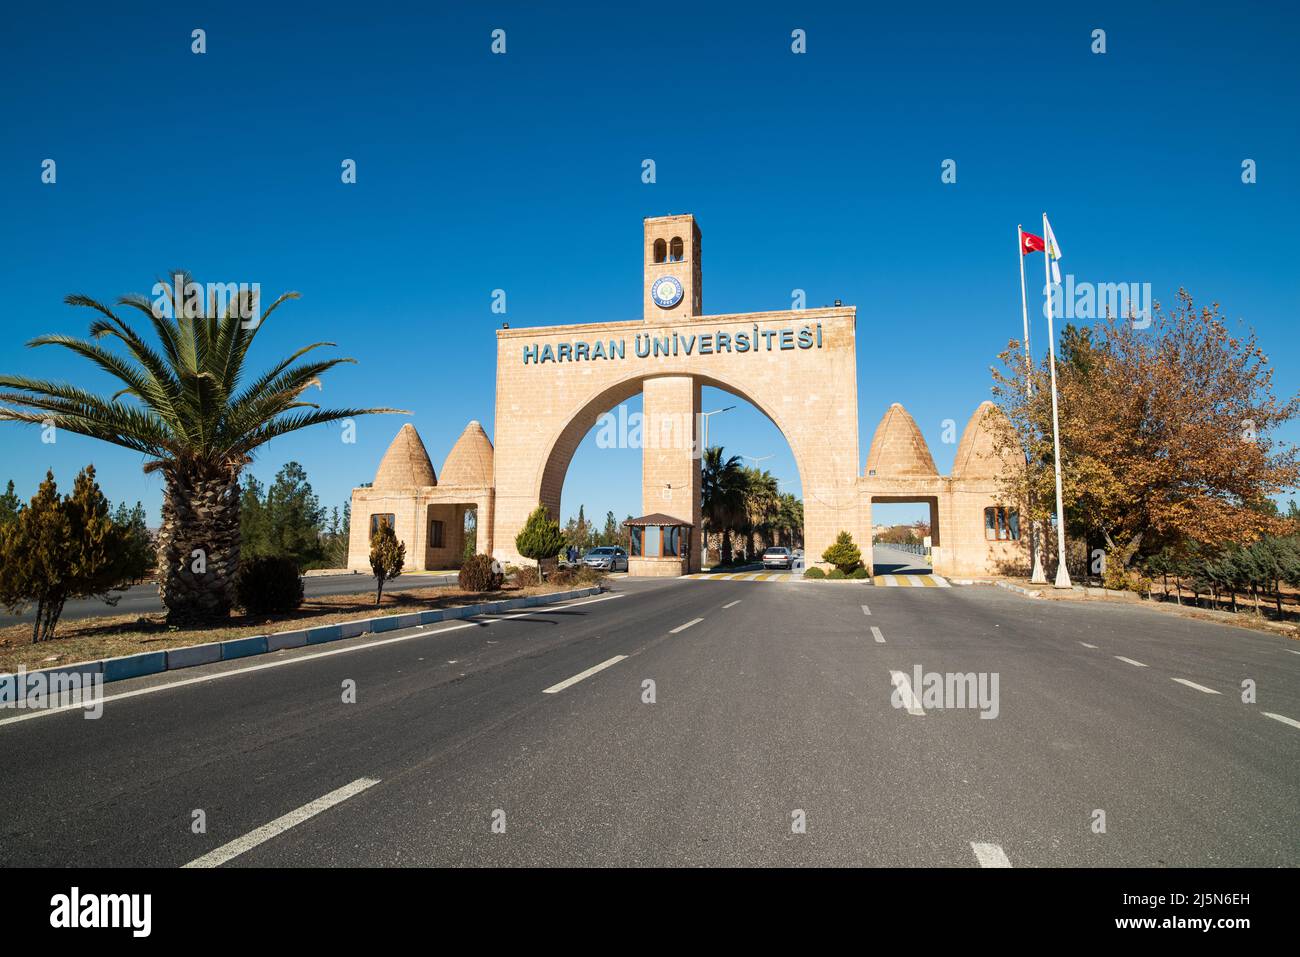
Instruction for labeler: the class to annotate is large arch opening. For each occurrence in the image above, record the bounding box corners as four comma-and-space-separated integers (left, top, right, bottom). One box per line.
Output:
545, 373, 807, 570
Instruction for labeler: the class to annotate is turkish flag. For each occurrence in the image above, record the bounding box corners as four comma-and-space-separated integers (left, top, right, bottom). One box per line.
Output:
1021, 231, 1045, 255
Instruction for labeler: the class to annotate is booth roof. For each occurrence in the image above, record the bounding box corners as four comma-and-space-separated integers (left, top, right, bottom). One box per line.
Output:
623, 513, 693, 527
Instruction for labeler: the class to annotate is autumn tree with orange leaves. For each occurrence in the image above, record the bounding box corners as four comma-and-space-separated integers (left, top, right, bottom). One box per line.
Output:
991, 291, 1300, 574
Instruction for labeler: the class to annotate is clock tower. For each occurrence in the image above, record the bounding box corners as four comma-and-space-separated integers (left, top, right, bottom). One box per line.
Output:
643, 214, 702, 321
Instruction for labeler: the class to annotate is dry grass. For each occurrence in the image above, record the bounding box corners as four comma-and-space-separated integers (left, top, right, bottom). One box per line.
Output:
0, 577, 603, 673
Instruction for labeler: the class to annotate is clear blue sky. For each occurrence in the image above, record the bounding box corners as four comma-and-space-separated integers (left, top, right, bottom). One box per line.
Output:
1, 2, 1297, 529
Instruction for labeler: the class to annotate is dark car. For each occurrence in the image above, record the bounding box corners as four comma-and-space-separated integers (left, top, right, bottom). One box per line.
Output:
583, 546, 628, 572
762, 546, 793, 570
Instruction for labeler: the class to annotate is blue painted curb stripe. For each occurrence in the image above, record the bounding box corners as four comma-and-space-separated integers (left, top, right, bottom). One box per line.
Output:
221, 635, 269, 660
103, 651, 167, 682
305, 625, 342, 645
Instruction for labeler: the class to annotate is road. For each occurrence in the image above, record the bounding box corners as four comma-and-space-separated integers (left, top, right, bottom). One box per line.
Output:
872, 543, 932, 575
1, 575, 1296, 866
0, 572, 456, 626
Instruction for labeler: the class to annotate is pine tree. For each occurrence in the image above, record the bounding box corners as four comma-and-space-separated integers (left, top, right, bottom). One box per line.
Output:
240, 475, 268, 557
0, 480, 22, 524
821, 530, 863, 574
264, 461, 326, 568
0, 467, 148, 642
515, 505, 565, 582
369, 521, 405, 604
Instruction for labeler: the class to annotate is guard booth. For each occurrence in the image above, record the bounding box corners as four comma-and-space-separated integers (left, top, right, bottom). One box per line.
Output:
625, 513, 693, 577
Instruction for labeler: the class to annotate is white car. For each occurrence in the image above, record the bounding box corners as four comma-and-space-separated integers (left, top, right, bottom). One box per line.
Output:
762, 546, 793, 570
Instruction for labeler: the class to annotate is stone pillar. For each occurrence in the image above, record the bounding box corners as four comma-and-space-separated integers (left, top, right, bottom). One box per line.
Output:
641, 375, 701, 572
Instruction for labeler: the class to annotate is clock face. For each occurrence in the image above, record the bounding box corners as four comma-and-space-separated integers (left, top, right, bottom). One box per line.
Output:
651, 275, 683, 309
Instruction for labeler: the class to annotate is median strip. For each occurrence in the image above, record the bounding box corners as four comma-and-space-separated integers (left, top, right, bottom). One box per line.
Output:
1171, 678, 1220, 695
0, 591, 623, 726
542, 655, 628, 694
670, 618, 704, 634
970, 842, 1012, 868
182, 777, 380, 868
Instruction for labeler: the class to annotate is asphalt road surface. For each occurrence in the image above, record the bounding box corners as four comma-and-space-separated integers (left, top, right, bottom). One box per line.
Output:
2, 576, 1296, 867
0, 572, 456, 626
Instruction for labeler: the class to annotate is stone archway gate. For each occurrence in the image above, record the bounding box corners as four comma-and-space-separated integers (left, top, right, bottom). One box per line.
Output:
491, 306, 865, 572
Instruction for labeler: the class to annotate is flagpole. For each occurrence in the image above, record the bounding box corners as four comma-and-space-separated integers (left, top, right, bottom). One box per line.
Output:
1042, 212, 1072, 588
1019, 226, 1046, 584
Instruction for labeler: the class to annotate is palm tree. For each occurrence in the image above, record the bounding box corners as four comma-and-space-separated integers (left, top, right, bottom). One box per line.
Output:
0, 275, 403, 624
740, 466, 780, 555
701, 446, 745, 564
776, 492, 804, 548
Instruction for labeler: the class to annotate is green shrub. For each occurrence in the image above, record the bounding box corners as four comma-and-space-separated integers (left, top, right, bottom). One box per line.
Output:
514, 566, 539, 587
850, 567, 869, 579
458, 553, 504, 593
827, 568, 846, 580
236, 555, 304, 616
822, 531, 862, 573
515, 505, 566, 581
803, 567, 826, 579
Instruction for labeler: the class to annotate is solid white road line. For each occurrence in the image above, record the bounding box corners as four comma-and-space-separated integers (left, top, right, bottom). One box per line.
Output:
1171, 678, 1221, 695
0, 593, 628, 727
1263, 712, 1300, 730
1078, 642, 1098, 649
182, 777, 379, 868
722, 600, 741, 609
889, 670, 924, 716
1114, 656, 1148, 668
542, 655, 627, 694
870, 626, 886, 644
670, 618, 704, 634
970, 842, 1012, 868
861, 604, 871, 616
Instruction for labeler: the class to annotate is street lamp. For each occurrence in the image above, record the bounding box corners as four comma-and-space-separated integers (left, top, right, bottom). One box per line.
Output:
700, 405, 735, 454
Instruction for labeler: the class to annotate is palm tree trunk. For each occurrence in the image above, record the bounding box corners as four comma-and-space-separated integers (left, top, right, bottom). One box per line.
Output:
158, 468, 241, 624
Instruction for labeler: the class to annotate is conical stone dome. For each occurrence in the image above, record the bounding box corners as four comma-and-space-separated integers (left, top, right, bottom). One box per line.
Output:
864, 403, 938, 477
952, 401, 1017, 479
373, 423, 437, 488
440, 420, 494, 487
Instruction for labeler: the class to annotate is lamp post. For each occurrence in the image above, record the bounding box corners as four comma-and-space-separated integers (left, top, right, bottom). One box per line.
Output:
699, 405, 735, 455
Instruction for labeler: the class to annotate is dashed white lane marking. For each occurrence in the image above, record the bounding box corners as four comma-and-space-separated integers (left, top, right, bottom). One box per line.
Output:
889, 670, 924, 716
970, 842, 1012, 868
1263, 712, 1300, 730
670, 618, 704, 634
0, 593, 627, 728
861, 604, 872, 616
1171, 678, 1221, 695
1287, 650, 1300, 656
722, 600, 742, 609
870, 627, 886, 644
542, 655, 628, 694
1079, 642, 1098, 649
182, 777, 380, 868
1114, 656, 1148, 668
